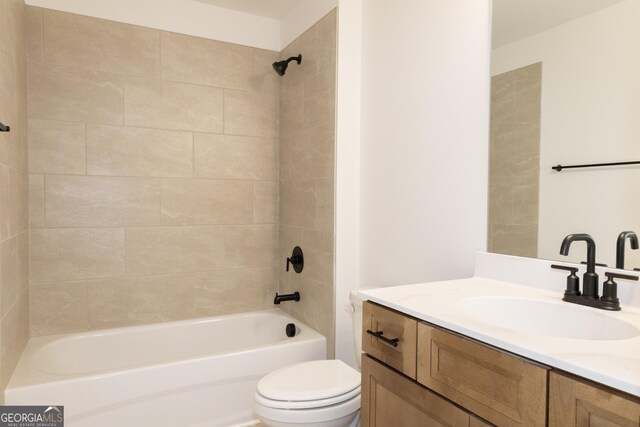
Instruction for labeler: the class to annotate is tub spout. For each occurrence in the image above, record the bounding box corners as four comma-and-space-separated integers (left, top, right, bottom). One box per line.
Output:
274, 292, 300, 304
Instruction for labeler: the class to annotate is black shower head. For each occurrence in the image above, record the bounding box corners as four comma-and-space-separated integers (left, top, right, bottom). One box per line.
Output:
272, 54, 302, 76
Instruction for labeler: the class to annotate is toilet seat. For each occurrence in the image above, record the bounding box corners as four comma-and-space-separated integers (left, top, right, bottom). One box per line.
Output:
257, 360, 361, 403
255, 385, 361, 409
254, 360, 361, 425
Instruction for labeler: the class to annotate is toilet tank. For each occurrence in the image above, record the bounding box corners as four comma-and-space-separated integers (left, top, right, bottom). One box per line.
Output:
349, 291, 367, 369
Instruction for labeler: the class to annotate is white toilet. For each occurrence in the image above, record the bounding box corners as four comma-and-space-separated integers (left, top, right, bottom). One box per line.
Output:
254, 292, 365, 427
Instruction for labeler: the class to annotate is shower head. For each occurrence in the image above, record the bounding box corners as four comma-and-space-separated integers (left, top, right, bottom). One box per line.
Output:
272, 54, 302, 76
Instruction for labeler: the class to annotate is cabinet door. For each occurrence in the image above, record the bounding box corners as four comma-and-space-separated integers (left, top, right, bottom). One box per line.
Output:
363, 302, 417, 379
361, 355, 471, 427
417, 323, 547, 427
549, 372, 640, 427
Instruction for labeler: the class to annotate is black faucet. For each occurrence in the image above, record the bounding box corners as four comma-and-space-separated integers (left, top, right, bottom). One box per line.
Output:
556, 233, 639, 311
616, 231, 639, 269
601, 272, 639, 310
560, 233, 599, 298
274, 292, 300, 304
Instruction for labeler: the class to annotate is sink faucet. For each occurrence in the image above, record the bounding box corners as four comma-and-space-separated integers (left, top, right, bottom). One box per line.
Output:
560, 233, 599, 298
616, 231, 638, 269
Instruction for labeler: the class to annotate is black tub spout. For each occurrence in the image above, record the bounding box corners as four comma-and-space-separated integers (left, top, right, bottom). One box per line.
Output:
274, 292, 300, 304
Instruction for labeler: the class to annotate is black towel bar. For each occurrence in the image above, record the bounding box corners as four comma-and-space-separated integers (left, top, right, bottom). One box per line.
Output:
552, 160, 640, 171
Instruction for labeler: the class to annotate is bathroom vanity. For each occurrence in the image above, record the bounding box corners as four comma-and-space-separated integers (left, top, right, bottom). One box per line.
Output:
358, 254, 640, 426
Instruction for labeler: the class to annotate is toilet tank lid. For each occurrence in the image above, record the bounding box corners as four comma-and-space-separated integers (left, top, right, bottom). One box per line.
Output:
350, 288, 376, 305
257, 360, 360, 402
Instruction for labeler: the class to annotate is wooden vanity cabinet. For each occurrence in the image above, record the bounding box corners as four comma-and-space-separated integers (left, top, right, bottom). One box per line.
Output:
361, 355, 475, 427
549, 371, 640, 427
363, 301, 418, 379
417, 323, 547, 427
361, 301, 640, 427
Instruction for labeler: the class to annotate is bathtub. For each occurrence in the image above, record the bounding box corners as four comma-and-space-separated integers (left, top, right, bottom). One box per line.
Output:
5, 309, 326, 427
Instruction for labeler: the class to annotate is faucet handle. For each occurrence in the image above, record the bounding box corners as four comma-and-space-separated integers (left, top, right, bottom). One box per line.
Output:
551, 264, 578, 273
602, 272, 638, 306
604, 271, 639, 282
551, 264, 580, 296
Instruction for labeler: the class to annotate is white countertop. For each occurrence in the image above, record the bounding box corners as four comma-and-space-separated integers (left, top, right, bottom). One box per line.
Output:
358, 275, 640, 397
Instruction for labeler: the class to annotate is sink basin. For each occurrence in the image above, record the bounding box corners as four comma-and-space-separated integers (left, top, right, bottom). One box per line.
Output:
457, 296, 640, 341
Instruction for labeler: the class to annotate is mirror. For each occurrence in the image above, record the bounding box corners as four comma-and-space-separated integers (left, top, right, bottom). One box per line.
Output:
488, 0, 640, 270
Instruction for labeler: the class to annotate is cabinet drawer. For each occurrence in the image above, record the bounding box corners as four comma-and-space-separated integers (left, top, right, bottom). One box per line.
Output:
363, 302, 417, 379
361, 355, 471, 427
417, 323, 547, 427
549, 372, 640, 427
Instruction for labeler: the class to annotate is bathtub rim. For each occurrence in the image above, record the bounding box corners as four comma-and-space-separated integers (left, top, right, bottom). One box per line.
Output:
7, 308, 325, 391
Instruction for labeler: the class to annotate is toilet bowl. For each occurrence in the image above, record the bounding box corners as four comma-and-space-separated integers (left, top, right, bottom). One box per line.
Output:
254, 360, 361, 427
254, 291, 366, 427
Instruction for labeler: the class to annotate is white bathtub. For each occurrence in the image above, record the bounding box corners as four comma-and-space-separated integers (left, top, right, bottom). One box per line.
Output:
6, 309, 326, 427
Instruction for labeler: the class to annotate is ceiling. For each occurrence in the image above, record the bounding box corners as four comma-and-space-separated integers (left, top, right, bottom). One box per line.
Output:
492, 0, 629, 47
194, 0, 301, 19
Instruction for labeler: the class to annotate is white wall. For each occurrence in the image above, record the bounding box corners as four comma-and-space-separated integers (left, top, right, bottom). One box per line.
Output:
26, 0, 281, 50
280, 0, 338, 49
334, 0, 363, 369
358, 0, 491, 289
26, 0, 337, 51
492, 0, 640, 268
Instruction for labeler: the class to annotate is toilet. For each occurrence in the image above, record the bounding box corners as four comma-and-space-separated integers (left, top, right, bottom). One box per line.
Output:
254, 292, 365, 427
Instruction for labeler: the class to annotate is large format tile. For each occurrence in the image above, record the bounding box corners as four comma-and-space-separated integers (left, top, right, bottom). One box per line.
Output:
302, 228, 333, 285
0, 166, 26, 240
0, 167, 28, 240
87, 125, 193, 177
315, 177, 334, 232
26, 6, 42, 63
253, 49, 280, 98
0, 1, 8, 51
124, 78, 223, 132
160, 31, 252, 90
224, 89, 278, 137
513, 184, 539, 226
194, 133, 276, 180
28, 174, 44, 228
0, 166, 7, 239
28, 62, 124, 124
43, 9, 160, 78
30, 281, 88, 336
45, 175, 161, 227
0, 236, 18, 318
161, 179, 253, 225
0, 47, 19, 168
28, 119, 86, 174
0, 292, 29, 388
125, 226, 225, 275
489, 224, 538, 258
253, 181, 278, 224
193, 268, 277, 316
87, 275, 193, 329
488, 184, 513, 225
223, 224, 276, 269
16, 230, 27, 296
280, 179, 316, 228
30, 228, 125, 283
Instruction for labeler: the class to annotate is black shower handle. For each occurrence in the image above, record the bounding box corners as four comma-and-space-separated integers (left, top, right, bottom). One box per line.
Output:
286, 246, 304, 273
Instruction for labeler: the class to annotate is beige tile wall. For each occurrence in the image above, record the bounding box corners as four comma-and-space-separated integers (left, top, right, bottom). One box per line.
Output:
488, 63, 542, 257
0, 0, 29, 402
278, 10, 337, 357
27, 7, 280, 336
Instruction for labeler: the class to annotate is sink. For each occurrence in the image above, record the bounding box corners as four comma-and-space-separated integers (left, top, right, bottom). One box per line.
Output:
457, 296, 640, 341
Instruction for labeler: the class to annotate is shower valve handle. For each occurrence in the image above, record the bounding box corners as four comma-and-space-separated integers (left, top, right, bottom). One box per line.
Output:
286, 246, 304, 273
